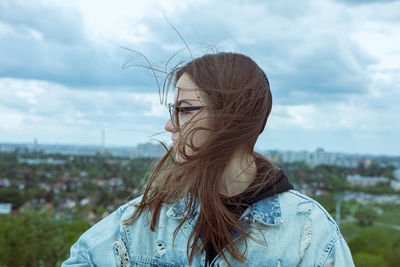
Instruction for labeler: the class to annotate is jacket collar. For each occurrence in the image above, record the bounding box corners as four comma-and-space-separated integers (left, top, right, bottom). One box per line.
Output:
248, 194, 283, 225
166, 194, 283, 226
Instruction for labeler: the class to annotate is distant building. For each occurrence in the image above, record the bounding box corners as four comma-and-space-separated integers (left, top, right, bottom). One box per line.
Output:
64, 199, 77, 209
281, 150, 309, 163
18, 157, 66, 165
134, 143, 165, 158
390, 180, 400, 191
262, 148, 377, 168
347, 174, 389, 187
393, 168, 400, 180
342, 192, 400, 204
0, 203, 12, 214
0, 178, 11, 187
1, 142, 399, 168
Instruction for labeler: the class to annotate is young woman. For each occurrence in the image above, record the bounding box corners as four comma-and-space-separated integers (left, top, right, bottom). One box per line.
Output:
63, 53, 354, 266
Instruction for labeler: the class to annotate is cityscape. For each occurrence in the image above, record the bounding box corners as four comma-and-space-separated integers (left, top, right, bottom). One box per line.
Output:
1, 141, 400, 217
2, 141, 400, 167
1, 141, 400, 265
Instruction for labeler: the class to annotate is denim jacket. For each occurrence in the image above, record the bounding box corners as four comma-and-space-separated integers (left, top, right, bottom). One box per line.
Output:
62, 190, 354, 266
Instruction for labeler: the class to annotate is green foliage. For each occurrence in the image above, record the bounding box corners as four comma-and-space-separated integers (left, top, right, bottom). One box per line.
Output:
1, 151, 398, 265
313, 194, 336, 214
349, 228, 387, 254
354, 206, 378, 226
340, 222, 359, 241
95, 205, 106, 216
351, 183, 398, 194
0, 188, 26, 208
375, 204, 400, 225
0, 211, 90, 267
345, 225, 400, 267
353, 252, 387, 267
277, 161, 398, 194
325, 174, 348, 192
383, 245, 400, 267
356, 163, 394, 178
340, 201, 357, 218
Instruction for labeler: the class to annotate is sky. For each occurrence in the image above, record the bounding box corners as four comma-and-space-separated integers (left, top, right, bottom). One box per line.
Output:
0, 0, 399, 155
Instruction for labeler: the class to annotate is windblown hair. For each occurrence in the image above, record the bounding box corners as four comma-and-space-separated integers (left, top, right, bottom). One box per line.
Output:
124, 52, 279, 265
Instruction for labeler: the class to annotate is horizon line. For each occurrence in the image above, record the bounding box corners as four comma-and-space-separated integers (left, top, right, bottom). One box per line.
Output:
1, 141, 399, 158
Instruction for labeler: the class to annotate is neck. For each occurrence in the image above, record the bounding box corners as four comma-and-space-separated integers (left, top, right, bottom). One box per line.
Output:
219, 152, 257, 197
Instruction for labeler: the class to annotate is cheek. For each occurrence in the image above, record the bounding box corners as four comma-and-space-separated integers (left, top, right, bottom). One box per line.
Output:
179, 115, 210, 148
192, 129, 209, 147
191, 117, 210, 147
173, 123, 209, 162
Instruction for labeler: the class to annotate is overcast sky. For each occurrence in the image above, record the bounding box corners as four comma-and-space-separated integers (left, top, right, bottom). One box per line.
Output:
1, 0, 399, 155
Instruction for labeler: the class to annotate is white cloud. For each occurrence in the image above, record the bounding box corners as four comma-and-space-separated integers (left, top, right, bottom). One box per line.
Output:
0, 78, 169, 145
1, 0, 399, 154
266, 78, 400, 154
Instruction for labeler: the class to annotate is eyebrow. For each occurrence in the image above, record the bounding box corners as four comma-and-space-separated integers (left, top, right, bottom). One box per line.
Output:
175, 99, 193, 106
176, 86, 199, 92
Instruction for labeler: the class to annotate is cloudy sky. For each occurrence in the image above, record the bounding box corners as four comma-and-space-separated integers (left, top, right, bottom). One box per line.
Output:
1, 0, 399, 155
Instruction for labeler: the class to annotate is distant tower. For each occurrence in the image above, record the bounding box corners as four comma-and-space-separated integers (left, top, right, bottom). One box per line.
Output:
335, 194, 343, 227
101, 129, 105, 155
336, 199, 341, 227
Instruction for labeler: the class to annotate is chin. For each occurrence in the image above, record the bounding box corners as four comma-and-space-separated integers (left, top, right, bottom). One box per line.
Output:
170, 145, 182, 162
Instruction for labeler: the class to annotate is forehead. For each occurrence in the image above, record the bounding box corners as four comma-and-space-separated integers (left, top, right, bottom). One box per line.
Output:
175, 73, 205, 104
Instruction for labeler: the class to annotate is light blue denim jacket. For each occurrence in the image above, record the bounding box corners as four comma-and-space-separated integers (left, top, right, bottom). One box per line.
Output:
62, 190, 354, 266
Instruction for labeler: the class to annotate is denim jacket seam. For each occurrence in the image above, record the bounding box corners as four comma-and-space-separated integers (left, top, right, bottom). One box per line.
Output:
316, 233, 341, 267
119, 203, 131, 215
82, 232, 95, 266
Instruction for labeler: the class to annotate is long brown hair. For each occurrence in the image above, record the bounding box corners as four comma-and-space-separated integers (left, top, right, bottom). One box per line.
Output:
124, 52, 279, 265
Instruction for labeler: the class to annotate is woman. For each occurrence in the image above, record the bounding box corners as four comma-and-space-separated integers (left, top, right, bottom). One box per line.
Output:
63, 53, 354, 266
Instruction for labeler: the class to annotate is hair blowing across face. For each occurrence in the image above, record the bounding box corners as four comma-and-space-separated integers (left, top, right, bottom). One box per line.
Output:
124, 52, 279, 266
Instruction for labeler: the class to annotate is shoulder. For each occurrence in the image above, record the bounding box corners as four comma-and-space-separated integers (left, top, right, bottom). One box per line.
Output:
62, 196, 143, 266
276, 190, 354, 266
280, 190, 338, 227
84, 195, 143, 239
253, 189, 338, 231
278, 189, 341, 247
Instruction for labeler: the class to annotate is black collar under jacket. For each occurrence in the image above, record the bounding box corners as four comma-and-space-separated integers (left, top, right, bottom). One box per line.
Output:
205, 155, 294, 265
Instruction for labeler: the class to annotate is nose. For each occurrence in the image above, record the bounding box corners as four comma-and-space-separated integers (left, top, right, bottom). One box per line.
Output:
164, 118, 177, 132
